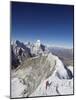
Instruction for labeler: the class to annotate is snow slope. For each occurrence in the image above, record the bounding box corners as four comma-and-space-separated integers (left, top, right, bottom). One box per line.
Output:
30, 66, 73, 97
11, 53, 73, 98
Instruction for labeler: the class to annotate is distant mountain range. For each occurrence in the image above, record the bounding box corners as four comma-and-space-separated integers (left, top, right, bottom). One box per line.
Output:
11, 40, 73, 69
11, 40, 47, 69
48, 47, 73, 66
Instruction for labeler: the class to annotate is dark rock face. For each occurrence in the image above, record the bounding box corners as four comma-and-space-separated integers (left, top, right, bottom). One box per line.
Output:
11, 40, 32, 69
19, 48, 23, 56
11, 46, 20, 69
64, 65, 73, 79
40, 44, 45, 51
56, 65, 73, 79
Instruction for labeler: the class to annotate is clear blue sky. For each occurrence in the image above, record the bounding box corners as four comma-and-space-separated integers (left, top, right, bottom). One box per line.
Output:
11, 2, 74, 48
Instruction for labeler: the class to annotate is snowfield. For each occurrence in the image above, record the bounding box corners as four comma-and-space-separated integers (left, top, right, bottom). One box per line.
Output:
30, 66, 73, 97
11, 52, 73, 98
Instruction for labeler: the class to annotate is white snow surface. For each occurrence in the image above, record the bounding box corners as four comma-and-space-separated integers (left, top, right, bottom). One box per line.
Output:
30, 66, 73, 97
11, 78, 27, 98
11, 53, 73, 98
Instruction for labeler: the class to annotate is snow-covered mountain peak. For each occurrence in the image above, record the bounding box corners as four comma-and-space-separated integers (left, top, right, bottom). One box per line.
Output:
35, 40, 41, 48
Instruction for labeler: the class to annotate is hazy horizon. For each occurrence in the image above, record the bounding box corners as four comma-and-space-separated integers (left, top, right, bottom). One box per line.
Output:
11, 39, 73, 49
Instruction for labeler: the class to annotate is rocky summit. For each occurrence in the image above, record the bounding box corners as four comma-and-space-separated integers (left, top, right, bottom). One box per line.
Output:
11, 40, 73, 98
